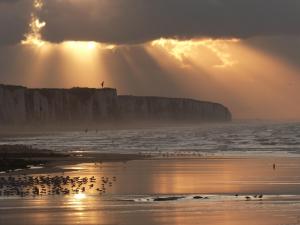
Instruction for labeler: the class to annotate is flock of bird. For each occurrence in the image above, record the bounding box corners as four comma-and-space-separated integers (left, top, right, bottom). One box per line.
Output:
0, 175, 117, 197
0, 174, 265, 202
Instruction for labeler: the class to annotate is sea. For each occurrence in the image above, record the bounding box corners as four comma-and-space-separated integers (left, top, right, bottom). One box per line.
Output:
0, 121, 299, 156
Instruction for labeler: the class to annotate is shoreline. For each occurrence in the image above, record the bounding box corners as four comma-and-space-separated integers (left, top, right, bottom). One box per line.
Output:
0, 121, 233, 136
0, 145, 147, 174
1, 120, 299, 135
1, 143, 300, 176
1, 150, 297, 176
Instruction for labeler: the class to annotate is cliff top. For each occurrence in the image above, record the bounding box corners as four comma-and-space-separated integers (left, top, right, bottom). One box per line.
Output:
119, 95, 224, 107
0, 84, 116, 92
0, 84, 26, 91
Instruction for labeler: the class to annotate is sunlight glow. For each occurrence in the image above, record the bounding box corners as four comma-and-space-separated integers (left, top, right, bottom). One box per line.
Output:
19, 0, 115, 88
21, 0, 46, 47
33, 0, 43, 9
151, 38, 240, 68
61, 41, 115, 51
74, 193, 87, 201
63, 41, 98, 51
21, 16, 46, 47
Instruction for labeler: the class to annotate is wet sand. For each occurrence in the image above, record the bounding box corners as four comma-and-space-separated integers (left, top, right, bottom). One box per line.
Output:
0, 144, 146, 174
1, 156, 300, 225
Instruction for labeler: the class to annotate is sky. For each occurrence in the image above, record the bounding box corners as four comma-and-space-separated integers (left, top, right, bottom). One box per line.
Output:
0, 0, 300, 120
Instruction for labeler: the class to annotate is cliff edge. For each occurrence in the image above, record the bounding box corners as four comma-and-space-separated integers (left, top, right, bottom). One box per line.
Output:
0, 84, 231, 125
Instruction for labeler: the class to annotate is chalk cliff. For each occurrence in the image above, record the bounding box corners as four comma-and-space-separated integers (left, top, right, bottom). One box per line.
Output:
0, 84, 231, 125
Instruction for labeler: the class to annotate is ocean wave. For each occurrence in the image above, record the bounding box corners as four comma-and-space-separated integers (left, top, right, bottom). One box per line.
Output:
1, 122, 300, 156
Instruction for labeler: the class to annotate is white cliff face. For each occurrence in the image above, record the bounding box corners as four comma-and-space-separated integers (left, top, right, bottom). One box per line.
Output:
0, 84, 231, 125
0, 85, 118, 125
0, 85, 27, 124
117, 96, 231, 122
24, 88, 118, 123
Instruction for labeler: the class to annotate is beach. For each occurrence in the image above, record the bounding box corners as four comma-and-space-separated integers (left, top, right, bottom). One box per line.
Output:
1, 123, 300, 225
1, 155, 300, 225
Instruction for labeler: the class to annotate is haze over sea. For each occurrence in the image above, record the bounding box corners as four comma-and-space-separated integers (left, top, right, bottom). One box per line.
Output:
1, 122, 299, 156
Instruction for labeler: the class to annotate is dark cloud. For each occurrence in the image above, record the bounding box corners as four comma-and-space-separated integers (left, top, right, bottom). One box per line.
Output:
40, 0, 300, 44
0, 0, 31, 45
0, 0, 20, 3
1, 0, 300, 45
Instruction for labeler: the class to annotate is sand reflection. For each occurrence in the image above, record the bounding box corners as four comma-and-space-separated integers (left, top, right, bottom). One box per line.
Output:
98, 157, 300, 195
1, 157, 300, 225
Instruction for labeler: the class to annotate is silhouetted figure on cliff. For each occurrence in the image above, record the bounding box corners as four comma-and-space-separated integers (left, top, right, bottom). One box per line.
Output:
101, 81, 104, 88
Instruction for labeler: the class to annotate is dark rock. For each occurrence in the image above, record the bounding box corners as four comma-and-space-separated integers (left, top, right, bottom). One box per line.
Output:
153, 196, 184, 201
193, 196, 204, 199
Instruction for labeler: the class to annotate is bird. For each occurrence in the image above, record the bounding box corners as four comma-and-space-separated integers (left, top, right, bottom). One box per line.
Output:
0, 173, 118, 198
